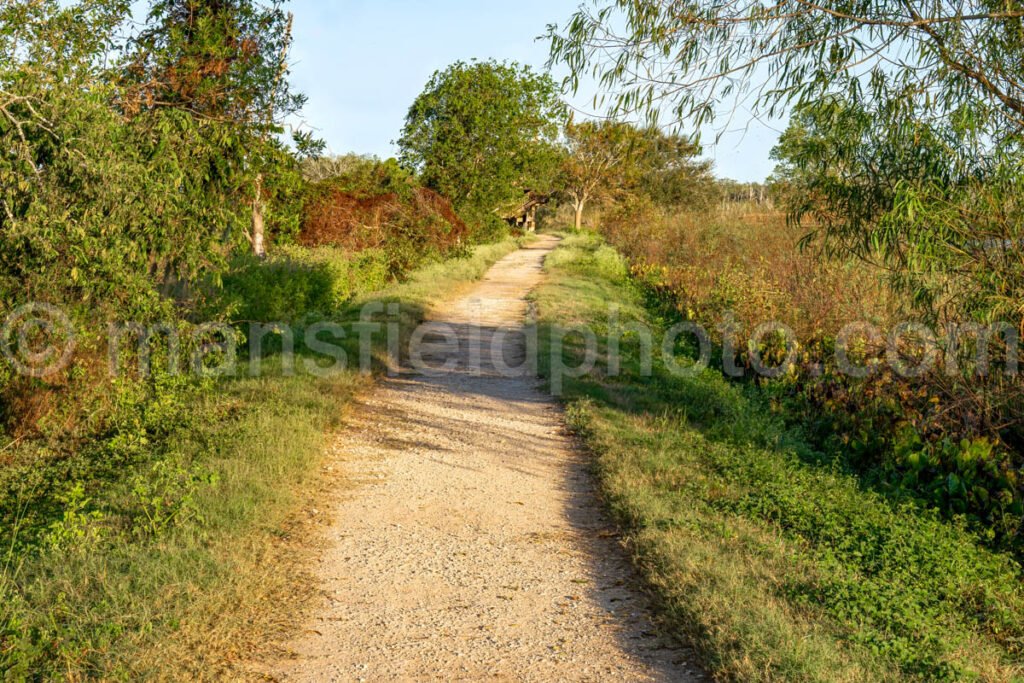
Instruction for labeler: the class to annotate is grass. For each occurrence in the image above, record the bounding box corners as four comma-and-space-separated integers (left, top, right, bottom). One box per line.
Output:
532, 232, 1024, 682
0, 236, 526, 679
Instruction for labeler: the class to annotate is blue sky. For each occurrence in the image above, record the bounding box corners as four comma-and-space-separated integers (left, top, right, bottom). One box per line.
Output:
286, 0, 784, 182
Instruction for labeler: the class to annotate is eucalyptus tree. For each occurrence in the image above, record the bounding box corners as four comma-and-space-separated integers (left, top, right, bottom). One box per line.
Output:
548, 0, 1024, 326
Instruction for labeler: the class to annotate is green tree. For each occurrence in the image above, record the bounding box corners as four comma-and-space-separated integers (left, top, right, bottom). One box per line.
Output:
769, 98, 1024, 326
398, 60, 565, 238
548, 1, 1024, 326
125, 0, 308, 257
632, 127, 716, 210
0, 0, 175, 315
0, 0, 310, 339
560, 121, 637, 231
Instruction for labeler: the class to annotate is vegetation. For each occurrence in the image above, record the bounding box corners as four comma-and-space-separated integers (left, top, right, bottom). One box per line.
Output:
0, 237, 525, 678
544, 3, 1024, 664
547, 0, 1024, 546
0, 2, 545, 676
5, 0, 1024, 679
534, 233, 1024, 682
398, 60, 566, 238
299, 155, 469, 277
558, 120, 715, 231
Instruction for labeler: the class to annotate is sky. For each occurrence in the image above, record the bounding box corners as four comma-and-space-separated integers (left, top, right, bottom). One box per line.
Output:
286, 0, 785, 183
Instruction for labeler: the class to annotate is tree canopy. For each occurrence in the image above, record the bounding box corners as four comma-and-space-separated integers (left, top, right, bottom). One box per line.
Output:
548, 1, 1024, 326
547, 0, 1024, 135
398, 60, 565, 237
0, 0, 308, 319
559, 120, 714, 230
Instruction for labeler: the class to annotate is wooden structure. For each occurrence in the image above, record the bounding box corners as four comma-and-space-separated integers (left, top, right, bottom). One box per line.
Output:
502, 190, 549, 232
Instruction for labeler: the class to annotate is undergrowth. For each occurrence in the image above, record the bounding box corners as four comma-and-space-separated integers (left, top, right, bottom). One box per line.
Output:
0, 237, 525, 679
534, 232, 1024, 682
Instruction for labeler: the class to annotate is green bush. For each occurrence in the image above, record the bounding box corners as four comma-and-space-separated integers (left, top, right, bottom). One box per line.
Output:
217, 246, 391, 324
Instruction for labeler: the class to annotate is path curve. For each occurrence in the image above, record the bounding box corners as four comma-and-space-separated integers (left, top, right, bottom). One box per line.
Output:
265, 236, 705, 682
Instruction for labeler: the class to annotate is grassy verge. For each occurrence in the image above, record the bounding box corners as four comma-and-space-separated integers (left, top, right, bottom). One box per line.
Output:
0, 237, 526, 679
533, 233, 1024, 682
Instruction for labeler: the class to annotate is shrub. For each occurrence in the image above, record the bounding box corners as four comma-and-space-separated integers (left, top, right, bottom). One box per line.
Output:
218, 247, 390, 324
299, 157, 470, 275
602, 204, 1024, 551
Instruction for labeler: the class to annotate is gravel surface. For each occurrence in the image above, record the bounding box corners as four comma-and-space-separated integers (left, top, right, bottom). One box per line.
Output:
263, 236, 706, 682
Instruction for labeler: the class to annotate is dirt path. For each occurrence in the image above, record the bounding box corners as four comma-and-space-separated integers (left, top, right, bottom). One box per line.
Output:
264, 236, 705, 682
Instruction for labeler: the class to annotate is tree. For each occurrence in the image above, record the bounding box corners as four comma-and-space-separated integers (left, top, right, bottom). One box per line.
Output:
547, 1, 1024, 326
125, 0, 307, 257
0, 0, 310, 324
770, 98, 1024, 325
560, 121, 635, 231
632, 127, 716, 210
398, 60, 565, 237
0, 0, 184, 315
560, 120, 714, 230
547, 0, 1024, 135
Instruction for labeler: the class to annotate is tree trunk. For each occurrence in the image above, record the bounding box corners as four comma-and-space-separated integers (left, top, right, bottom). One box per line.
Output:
573, 198, 585, 232
252, 174, 266, 259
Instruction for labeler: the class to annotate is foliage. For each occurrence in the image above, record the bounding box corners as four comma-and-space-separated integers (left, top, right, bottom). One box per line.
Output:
547, 0, 1024, 134
548, 0, 1024, 327
297, 155, 470, 276
398, 60, 566, 238
124, 0, 304, 124
0, 237, 525, 677
124, 0, 310, 256
1, 1, 199, 318
604, 203, 1024, 550
559, 120, 715, 230
218, 246, 390, 323
535, 233, 1024, 682
771, 99, 1024, 328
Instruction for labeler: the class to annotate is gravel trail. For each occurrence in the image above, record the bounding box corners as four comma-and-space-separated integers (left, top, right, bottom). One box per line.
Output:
265, 236, 705, 682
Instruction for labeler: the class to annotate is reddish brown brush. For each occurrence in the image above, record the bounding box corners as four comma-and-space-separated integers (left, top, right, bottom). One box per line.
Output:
300, 187, 468, 254
603, 203, 899, 344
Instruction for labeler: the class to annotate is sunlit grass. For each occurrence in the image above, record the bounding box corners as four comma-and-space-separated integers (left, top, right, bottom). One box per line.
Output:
0, 236, 525, 679
533, 232, 1024, 683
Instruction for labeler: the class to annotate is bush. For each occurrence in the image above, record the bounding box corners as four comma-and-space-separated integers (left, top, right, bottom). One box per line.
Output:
218, 246, 390, 324
603, 203, 1024, 552
299, 156, 470, 275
